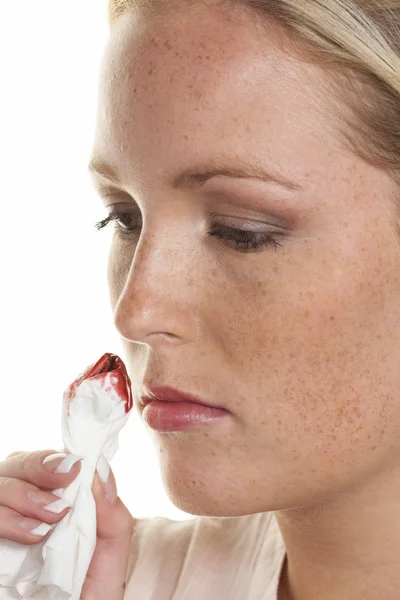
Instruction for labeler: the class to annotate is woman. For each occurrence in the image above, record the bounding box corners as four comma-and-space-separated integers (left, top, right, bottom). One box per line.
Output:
1, 0, 400, 598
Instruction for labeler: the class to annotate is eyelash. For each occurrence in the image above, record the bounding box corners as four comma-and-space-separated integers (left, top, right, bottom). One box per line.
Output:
94, 212, 283, 253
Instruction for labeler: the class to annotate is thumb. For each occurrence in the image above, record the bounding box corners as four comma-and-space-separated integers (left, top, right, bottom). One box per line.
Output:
92, 456, 134, 540
82, 459, 134, 600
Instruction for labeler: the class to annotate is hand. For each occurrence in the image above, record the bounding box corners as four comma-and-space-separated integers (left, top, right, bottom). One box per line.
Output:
0, 450, 134, 600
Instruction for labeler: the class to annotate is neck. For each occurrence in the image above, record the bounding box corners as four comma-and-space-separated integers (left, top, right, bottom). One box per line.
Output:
274, 465, 400, 600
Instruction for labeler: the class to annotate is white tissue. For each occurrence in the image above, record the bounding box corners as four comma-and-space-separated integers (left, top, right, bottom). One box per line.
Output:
0, 354, 133, 600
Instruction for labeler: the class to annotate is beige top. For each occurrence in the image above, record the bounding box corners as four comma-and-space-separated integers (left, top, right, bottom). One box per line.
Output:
125, 511, 287, 599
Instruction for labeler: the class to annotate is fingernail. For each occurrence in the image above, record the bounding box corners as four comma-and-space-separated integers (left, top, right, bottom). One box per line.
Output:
96, 455, 110, 484
42, 453, 82, 474
28, 489, 69, 514
42, 453, 67, 472
43, 497, 71, 513
54, 454, 83, 474
17, 517, 53, 536
29, 489, 70, 513
96, 455, 117, 504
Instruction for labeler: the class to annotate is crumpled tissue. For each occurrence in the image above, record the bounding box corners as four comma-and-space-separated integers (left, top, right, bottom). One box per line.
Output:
0, 353, 133, 600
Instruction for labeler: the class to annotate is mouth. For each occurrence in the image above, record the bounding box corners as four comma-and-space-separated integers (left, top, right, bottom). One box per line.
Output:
139, 385, 225, 411
140, 390, 229, 432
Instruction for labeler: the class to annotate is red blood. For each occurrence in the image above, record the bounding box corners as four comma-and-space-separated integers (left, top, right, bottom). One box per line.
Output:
63, 353, 133, 414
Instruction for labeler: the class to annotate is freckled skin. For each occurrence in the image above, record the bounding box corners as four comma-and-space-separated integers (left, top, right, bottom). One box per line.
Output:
92, 3, 400, 599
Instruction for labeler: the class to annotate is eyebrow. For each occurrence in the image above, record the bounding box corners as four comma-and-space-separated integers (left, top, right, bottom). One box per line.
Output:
88, 156, 302, 192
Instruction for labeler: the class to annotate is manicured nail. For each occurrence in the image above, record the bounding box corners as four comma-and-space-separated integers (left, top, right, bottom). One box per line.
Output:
17, 517, 53, 536
30, 491, 69, 514
96, 455, 117, 504
27, 489, 69, 514
42, 453, 82, 474
42, 453, 67, 472
43, 497, 71, 513
96, 455, 110, 484
54, 453, 82, 474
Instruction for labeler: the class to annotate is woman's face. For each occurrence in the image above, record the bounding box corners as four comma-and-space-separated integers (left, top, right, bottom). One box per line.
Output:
90, 3, 400, 516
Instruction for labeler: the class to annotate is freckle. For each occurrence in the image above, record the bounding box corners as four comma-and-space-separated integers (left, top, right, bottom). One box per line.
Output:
148, 67, 155, 75
187, 82, 194, 89
164, 40, 172, 50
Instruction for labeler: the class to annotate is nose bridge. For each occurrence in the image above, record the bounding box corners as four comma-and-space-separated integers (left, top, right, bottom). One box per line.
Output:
113, 225, 198, 344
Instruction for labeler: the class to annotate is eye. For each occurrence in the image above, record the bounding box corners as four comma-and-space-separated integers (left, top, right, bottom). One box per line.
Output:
208, 225, 283, 253
95, 212, 284, 253
95, 210, 141, 237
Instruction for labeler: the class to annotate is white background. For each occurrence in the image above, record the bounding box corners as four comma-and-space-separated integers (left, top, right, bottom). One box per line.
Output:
0, 1, 191, 521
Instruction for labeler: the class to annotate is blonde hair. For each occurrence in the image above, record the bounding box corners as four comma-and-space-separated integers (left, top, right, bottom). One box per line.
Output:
107, 0, 400, 190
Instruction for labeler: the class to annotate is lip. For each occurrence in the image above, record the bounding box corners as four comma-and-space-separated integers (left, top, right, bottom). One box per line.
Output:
140, 386, 223, 410
142, 400, 229, 432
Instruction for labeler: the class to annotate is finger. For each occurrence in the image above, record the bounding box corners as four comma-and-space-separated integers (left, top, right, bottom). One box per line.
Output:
6, 451, 24, 459
0, 476, 70, 523
0, 450, 82, 490
92, 470, 134, 540
0, 504, 55, 546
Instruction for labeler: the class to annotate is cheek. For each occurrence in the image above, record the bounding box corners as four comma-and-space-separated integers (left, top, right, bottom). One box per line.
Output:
231, 302, 398, 503
225, 242, 400, 461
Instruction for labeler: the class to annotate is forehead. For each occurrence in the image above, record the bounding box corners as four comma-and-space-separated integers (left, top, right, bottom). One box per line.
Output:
95, 5, 343, 189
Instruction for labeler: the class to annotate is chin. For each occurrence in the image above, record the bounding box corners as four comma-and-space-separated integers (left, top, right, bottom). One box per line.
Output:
162, 474, 269, 518
166, 490, 245, 517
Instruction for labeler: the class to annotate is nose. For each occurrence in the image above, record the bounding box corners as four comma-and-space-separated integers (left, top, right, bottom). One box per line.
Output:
112, 232, 199, 348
